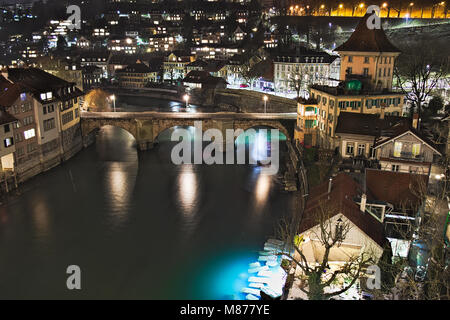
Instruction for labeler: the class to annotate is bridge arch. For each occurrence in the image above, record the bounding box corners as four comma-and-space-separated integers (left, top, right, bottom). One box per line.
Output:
81, 118, 139, 147
232, 122, 290, 142
152, 119, 218, 143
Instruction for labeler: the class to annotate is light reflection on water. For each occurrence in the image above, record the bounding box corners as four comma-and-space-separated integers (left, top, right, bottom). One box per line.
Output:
0, 122, 294, 299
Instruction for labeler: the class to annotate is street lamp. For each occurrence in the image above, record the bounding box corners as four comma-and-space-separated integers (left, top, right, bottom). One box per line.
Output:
110, 95, 116, 112
183, 94, 189, 108
263, 95, 268, 113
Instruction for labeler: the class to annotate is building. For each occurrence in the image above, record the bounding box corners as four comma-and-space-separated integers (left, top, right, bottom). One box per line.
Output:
190, 44, 245, 60
163, 52, 195, 82
335, 14, 401, 92
116, 62, 157, 88
182, 70, 228, 90
33, 56, 84, 91
107, 36, 137, 55
80, 51, 111, 77
273, 47, 338, 95
295, 14, 404, 149
335, 112, 406, 159
373, 117, 442, 175
294, 173, 385, 275
0, 107, 18, 174
0, 81, 40, 179
3, 68, 85, 180
365, 169, 430, 258
82, 66, 103, 90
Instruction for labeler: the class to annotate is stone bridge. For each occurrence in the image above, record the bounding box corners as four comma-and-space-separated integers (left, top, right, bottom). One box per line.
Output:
80, 111, 297, 150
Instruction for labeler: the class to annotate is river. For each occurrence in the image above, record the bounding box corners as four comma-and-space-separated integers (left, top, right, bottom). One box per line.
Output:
0, 98, 295, 299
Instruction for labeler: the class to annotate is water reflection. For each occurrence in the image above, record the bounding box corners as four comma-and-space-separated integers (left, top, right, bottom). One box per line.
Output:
31, 197, 51, 241
254, 171, 271, 209
99, 127, 139, 229
177, 165, 199, 236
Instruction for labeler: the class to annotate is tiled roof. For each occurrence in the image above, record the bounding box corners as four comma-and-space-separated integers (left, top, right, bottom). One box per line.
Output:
6, 68, 84, 102
373, 121, 441, 155
116, 63, 153, 74
365, 169, 428, 209
0, 107, 18, 126
272, 47, 338, 64
335, 112, 407, 136
335, 13, 400, 53
182, 70, 227, 85
0, 83, 26, 107
299, 173, 386, 248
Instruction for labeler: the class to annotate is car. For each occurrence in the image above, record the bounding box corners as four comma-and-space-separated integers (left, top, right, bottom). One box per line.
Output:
240, 84, 249, 88
263, 87, 274, 92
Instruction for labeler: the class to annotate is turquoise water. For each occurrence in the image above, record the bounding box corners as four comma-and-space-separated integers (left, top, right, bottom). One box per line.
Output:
0, 120, 294, 299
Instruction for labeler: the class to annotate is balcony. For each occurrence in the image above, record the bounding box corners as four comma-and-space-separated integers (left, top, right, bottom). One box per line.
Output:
387, 151, 425, 162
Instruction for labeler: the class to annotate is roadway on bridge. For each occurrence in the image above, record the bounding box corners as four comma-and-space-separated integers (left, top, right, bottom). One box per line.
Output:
81, 111, 298, 120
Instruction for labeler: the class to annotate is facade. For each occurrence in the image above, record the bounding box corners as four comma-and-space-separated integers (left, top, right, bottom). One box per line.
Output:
0, 107, 18, 173
80, 51, 111, 77
273, 48, 338, 95
163, 52, 195, 82
107, 37, 138, 55
82, 66, 103, 90
335, 112, 406, 159
296, 173, 385, 271
373, 123, 442, 175
182, 70, 227, 90
116, 62, 157, 88
295, 14, 404, 149
1, 68, 85, 181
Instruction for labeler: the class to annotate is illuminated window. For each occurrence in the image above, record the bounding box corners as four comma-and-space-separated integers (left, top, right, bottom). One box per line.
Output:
24, 128, 35, 140
412, 144, 421, 157
4, 137, 13, 148
393, 142, 402, 157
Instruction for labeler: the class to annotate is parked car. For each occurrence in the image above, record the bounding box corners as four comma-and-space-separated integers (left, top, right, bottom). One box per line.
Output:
263, 87, 274, 92
240, 84, 249, 88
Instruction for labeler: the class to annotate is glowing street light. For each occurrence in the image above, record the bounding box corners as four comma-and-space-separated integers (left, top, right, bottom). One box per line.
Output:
339, 4, 343, 8
382, 2, 388, 8
359, 3, 365, 8
263, 95, 268, 113
110, 94, 116, 112
183, 94, 189, 108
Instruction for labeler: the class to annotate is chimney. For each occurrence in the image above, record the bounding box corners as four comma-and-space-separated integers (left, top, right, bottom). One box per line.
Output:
360, 194, 367, 212
412, 113, 420, 130
379, 107, 385, 120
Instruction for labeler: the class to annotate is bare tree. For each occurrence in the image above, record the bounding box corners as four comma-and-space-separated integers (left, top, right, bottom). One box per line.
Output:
370, 171, 450, 300
394, 43, 449, 119
276, 201, 377, 300
288, 69, 309, 99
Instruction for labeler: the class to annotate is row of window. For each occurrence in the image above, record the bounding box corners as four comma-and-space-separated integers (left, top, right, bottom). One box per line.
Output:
366, 97, 402, 108
10, 102, 32, 115
62, 111, 75, 125
347, 56, 392, 64
43, 118, 56, 132
43, 104, 55, 115
346, 143, 375, 157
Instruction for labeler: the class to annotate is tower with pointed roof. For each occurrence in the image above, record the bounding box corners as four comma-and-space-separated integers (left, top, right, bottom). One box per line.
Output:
335, 13, 401, 91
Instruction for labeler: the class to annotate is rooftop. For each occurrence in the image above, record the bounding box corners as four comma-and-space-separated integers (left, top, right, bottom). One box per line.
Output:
365, 169, 428, 209
299, 173, 386, 248
335, 112, 407, 136
335, 13, 400, 53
